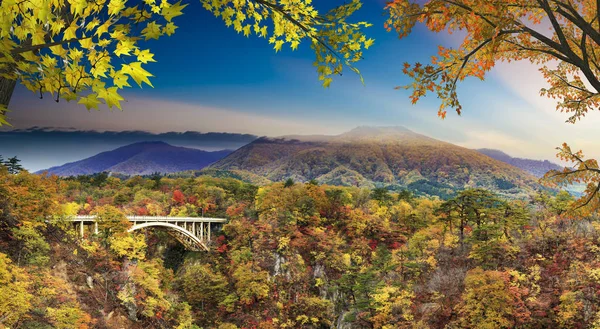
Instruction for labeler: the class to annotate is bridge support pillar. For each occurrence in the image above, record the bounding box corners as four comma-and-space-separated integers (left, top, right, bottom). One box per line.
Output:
94, 222, 99, 235
80, 221, 84, 238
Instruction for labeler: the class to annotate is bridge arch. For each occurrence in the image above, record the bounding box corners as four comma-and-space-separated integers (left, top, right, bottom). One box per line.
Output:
128, 222, 209, 251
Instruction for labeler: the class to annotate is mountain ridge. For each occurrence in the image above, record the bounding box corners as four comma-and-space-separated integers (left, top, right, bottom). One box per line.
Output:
39, 141, 232, 176
209, 126, 542, 198
476, 148, 563, 178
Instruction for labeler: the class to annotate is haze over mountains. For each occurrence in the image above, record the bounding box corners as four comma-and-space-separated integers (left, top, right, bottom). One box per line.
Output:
40, 141, 232, 176
476, 148, 562, 178
210, 126, 542, 197
1, 128, 257, 172
33, 126, 565, 198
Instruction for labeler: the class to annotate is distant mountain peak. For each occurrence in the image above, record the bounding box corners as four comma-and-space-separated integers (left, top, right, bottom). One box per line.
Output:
476, 148, 562, 178
210, 129, 541, 198
40, 142, 232, 176
341, 126, 414, 137
130, 140, 170, 146
477, 148, 510, 157
272, 126, 422, 144
118, 140, 172, 148
333, 126, 432, 144
348, 125, 413, 134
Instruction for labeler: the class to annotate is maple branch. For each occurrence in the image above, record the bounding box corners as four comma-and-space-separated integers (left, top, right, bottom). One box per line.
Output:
503, 40, 573, 64
441, 0, 498, 28
563, 93, 598, 109
545, 168, 600, 180
535, 0, 600, 93
11, 36, 93, 56
589, 46, 600, 73
450, 35, 497, 91
516, 23, 570, 61
574, 182, 600, 210
580, 31, 591, 76
537, 0, 576, 57
253, 0, 350, 69
568, 149, 591, 167
552, 1, 600, 46
549, 71, 593, 94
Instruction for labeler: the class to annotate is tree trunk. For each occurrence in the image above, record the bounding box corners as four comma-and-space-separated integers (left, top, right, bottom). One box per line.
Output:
0, 75, 16, 107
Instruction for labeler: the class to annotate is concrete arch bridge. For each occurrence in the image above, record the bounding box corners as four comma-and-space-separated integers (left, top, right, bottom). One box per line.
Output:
71, 215, 227, 251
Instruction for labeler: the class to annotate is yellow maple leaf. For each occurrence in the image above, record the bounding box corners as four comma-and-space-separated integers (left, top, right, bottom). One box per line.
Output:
95, 21, 111, 37
107, 0, 125, 16
78, 94, 101, 110
98, 87, 124, 110
110, 69, 131, 88
115, 39, 135, 57
162, 1, 188, 22
163, 22, 177, 36
142, 21, 162, 40
135, 49, 156, 64
121, 62, 153, 87
63, 22, 78, 40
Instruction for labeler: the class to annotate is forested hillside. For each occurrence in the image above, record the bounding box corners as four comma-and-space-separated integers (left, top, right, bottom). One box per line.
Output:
2, 166, 600, 328
211, 127, 541, 198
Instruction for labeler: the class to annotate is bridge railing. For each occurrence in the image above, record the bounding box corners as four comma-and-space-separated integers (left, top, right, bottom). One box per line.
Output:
71, 215, 227, 223
68, 215, 227, 251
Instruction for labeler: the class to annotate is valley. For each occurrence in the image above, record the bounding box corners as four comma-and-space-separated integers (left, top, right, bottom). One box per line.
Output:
3, 0, 600, 327
2, 163, 598, 328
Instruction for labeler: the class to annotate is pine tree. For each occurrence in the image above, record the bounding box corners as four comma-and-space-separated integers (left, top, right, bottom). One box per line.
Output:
284, 178, 295, 188
5, 156, 23, 174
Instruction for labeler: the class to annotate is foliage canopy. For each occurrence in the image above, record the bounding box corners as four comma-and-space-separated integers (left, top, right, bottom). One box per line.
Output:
0, 0, 373, 124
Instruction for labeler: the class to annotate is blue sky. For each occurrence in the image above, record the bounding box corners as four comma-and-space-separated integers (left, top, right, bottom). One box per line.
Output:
5, 0, 600, 169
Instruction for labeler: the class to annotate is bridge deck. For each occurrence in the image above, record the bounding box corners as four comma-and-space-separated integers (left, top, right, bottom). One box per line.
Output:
70, 215, 227, 251
71, 215, 227, 223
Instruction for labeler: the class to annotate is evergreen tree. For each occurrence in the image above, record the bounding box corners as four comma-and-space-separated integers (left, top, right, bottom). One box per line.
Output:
5, 156, 23, 174
150, 172, 163, 189
372, 187, 393, 206
284, 178, 295, 188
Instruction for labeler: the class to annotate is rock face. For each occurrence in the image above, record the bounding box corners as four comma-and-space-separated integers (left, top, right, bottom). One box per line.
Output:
86, 276, 94, 289
39, 141, 232, 176
211, 126, 541, 198
119, 260, 139, 321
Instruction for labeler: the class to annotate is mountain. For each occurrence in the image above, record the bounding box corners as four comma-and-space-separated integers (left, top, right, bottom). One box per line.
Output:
209, 126, 542, 198
1, 128, 258, 173
40, 141, 232, 176
476, 148, 563, 178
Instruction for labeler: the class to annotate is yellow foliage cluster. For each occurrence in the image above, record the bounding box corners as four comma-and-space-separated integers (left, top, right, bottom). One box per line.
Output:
0, 0, 188, 121
201, 0, 374, 87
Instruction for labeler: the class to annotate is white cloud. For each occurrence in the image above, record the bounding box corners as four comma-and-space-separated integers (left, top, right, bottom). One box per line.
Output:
490, 60, 600, 160
8, 92, 351, 136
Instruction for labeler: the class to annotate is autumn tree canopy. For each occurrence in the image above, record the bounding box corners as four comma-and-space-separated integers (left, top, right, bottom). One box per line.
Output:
386, 0, 600, 121
385, 0, 600, 213
0, 0, 374, 124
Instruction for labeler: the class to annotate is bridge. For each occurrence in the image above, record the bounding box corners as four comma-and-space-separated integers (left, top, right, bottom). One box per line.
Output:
71, 215, 227, 251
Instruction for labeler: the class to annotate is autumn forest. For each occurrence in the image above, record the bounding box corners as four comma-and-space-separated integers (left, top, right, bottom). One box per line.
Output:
4, 0, 600, 329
